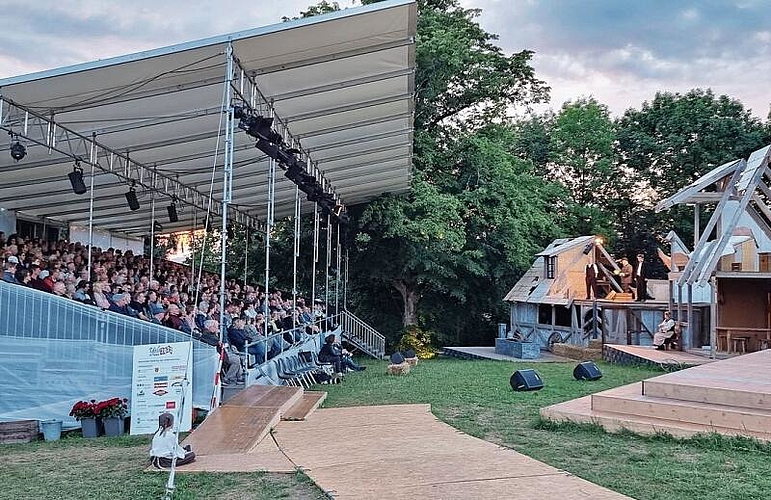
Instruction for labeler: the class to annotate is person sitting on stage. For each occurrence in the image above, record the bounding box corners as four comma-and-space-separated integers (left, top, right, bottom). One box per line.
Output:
652, 311, 676, 349
149, 412, 196, 469
318, 334, 366, 377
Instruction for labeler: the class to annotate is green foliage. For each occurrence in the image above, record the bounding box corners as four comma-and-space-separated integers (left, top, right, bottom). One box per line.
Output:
282, 0, 340, 21
397, 325, 437, 359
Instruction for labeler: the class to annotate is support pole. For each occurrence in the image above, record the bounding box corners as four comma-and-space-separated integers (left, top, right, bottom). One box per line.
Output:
264, 155, 276, 317
686, 283, 694, 351
292, 185, 301, 325
325, 214, 331, 314
243, 224, 249, 288
86, 138, 97, 280
343, 247, 349, 311
335, 221, 341, 317
311, 203, 319, 307
218, 42, 235, 342
694, 204, 700, 249
709, 276, 717, 359
149, 193, 156, 282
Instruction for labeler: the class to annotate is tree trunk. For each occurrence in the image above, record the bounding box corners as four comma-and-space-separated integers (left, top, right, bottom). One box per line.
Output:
393, 280, 419, 327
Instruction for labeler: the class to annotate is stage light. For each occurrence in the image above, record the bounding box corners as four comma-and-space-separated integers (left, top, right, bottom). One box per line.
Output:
125, 181, 140, 211
167, 200, 179, 223
227, 225, 234, 240
68, 160, 87, 195
10, 141, 26, 161
153, 220, 163, 233
332, 204, 344, 217
255, 138, 279, 159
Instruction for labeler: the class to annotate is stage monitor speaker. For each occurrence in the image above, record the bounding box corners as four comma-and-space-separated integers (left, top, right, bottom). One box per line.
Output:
573, 361, 602, 381
510, 369, 544, 391
125, 188, 140, 211
167, 203, 179, 223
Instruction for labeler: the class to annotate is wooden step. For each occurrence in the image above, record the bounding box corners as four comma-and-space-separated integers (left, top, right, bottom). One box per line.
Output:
282, 391, 327, 421
542, 395, 771, 442
592, 384, 771, 433
643, 380, 771, 411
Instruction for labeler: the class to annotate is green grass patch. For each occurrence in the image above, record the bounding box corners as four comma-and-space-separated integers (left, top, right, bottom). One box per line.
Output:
324, 357, 771, 500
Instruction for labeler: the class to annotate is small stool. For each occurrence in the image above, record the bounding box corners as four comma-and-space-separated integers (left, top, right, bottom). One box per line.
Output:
717, 333, 728, 352
731, 337, 749, 354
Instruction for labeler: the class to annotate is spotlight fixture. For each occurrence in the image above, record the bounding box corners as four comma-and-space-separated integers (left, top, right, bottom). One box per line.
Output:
153, 220, 164, 233
255, 138, 280, 159
332, 204, 344, 218
125, 181, 140, 211
227, 225, 234, 240
9, 133, 26, 161
68, 159, 87, 195
167, 197, 179, 223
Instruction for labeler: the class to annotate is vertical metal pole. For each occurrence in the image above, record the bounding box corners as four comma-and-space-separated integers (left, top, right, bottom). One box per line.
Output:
149, 193, 156, 282
311, 203, 319, 307
219, 42, 235, 343
335, 221, 341, 316
325, 214, 331, 314
344, 247, 349, 311
677, 283, 683, 350
86, 136, 97, 280
264, 140, 276, 318
243, 224, 248, 288
292, 185, 300, 325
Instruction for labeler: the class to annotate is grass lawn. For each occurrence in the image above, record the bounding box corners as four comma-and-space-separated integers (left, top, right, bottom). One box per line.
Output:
2, 357, 770, 499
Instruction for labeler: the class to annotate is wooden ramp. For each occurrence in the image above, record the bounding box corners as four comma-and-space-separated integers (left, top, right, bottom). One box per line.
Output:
273, 404, 629, 500
603, 343, 714, 368
181, 385, 303, 456
542, 349, 771, 441
282, 391, 327, 421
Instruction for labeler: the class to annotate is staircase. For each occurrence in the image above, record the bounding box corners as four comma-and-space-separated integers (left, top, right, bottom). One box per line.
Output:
541, 349, 771, 441
339, 309, 386, 359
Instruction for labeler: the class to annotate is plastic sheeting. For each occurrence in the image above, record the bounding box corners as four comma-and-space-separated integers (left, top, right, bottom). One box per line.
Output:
0, 281, 217, 430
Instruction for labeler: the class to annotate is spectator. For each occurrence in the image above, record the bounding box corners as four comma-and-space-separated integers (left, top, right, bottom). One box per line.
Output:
318, 334, 365, 376
150, 412, 196, 469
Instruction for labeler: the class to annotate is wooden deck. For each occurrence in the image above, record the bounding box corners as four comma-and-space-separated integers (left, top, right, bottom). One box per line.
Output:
273, 404, 629, 499
603, 344, 715, 368
542, 349, 771, 441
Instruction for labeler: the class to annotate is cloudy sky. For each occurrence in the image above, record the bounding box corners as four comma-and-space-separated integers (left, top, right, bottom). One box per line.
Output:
0, 0, 768, 118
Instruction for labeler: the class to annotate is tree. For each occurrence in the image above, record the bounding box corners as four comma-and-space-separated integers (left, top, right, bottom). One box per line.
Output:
348, 0, 552, 341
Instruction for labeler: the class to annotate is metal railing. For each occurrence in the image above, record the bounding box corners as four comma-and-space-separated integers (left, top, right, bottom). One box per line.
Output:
339, 309, 386, 359
0, 281, 218, 426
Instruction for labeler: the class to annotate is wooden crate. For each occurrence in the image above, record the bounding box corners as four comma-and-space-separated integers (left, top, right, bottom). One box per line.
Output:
0, 420, 39, 444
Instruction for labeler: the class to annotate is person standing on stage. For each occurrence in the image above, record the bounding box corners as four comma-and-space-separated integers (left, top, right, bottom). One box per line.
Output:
633, 253, 647, 301
618, 257, 633, 293
585, 260, 599, 300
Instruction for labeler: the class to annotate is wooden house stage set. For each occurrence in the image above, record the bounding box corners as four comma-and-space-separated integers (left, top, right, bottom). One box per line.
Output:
539, 144, 771, 440
504, 144, 771, 360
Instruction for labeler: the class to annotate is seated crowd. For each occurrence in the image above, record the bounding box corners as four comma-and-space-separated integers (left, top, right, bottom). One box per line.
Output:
0, 232, 344, 383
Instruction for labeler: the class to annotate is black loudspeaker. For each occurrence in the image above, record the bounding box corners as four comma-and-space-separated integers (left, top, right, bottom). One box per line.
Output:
125, 188, 140, 211
68, 167, 87, 194
510, 369, 544, 391
573, 361, 603, 381
167, 203, 179, 223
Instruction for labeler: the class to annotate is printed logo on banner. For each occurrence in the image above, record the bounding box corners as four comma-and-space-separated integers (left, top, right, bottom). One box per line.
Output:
149, 345, 174, 356
153, 389, 168, 396
166, 401, 176, 409
154, 376, 168, 382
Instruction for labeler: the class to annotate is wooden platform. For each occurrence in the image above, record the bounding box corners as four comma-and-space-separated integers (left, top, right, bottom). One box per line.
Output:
443, 346, 570, 363
542, 349, 771, 442
603, 344, 714, 368
272, 404, 629, 499
182, 385, 303, 456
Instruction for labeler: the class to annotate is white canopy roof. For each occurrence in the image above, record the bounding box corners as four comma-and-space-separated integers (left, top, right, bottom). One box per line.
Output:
0, 0, 416, 236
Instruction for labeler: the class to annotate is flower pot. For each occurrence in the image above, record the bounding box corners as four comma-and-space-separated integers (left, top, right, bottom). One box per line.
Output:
40, 419, 62, 442
80, 417, 100, 438
102, 417, 125, 437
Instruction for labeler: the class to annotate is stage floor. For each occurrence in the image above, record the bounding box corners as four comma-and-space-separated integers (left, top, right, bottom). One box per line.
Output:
443, 346, 571, 362
543, 349, 771, 441
604, 344, 715, 366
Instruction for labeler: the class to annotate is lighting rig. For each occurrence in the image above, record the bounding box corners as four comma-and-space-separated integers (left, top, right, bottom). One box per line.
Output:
233, 104, 347, 223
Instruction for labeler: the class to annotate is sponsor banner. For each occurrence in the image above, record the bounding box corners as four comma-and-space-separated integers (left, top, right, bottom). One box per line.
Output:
130, 342, 193, 435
